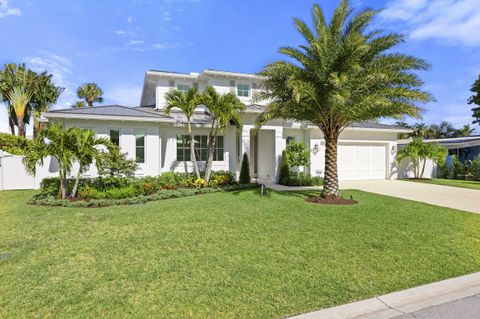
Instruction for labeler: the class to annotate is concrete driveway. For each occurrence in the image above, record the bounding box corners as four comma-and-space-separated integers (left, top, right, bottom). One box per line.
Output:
340, 180, 480, 214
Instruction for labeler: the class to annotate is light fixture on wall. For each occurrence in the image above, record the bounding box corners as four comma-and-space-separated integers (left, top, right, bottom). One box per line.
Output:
313, 143, 319, 154
391, 145, 397, 154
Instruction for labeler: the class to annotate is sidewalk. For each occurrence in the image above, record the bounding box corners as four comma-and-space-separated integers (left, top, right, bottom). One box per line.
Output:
288, 272, 480, 319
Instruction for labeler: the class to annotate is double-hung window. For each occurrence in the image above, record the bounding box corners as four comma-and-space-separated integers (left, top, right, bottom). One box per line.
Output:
177, 84, 190, 93
176, 135, 224, 161
237, 84, 250, 97
135, 130, 145, 163
109, 129, 120, 147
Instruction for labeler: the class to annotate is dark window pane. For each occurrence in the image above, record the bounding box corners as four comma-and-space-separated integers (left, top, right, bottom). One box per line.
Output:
110, 130, 120, 146
200, 149, 207, 161
136, 147, 145, 163
217, 136, 223, 148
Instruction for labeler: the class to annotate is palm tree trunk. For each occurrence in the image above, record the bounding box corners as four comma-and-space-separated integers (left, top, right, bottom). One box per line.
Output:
204, 127, 218, 183
58, 167, 67, 199
322, 136, 340, 198
8, 115, 15, 135
420, 158, 427, 178
188, 122, 200, 179
70, 169, 82, 198
17, 116, 25, 137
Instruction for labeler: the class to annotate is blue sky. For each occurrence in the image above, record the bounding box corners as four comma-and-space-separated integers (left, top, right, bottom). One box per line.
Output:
1, 0, 480, 134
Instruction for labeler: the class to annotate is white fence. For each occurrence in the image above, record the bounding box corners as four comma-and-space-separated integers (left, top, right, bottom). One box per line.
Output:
0, 151, 57, 190
397, 158, 437, 179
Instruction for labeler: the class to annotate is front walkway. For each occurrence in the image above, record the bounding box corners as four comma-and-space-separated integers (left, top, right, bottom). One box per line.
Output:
340, 180, 480, 214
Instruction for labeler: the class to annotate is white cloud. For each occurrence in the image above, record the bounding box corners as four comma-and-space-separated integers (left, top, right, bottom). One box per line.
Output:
126, 40, 144, 46
24, 52, 77, 108
127, 16, 133, 23
0, 0, 21, 18
381, 0, 480, 46
105, 85, 142, 107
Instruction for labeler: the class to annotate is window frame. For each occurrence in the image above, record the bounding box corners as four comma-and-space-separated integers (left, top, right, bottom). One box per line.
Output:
176, 135, 224, 162
176, 84, 190, 94
236, 83, 250, 97
109, 128, 121, 147
134, 129, 146, 164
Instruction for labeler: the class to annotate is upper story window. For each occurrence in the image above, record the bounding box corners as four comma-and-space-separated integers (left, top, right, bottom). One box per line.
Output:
237, 84, 250, 97
177, 84, 190, 93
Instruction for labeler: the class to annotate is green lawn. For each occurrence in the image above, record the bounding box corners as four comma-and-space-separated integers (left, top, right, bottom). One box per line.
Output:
405, 178, 480, 190
1, 189, 480, 318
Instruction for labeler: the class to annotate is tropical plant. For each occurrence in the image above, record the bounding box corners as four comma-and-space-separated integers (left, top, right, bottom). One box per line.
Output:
77, 83, 104, 107
428, 121, 457, 138
96, 146, 138, 178
285, 141, 309, 170
201, 86, 245, 183
239, 152, 251, 184
72, 101, 87, 108
279, 150, 290, 185
456, 124, 475, 137
469, 74, 480, 125
0, 132, 31, 155
69, 128, 111, 198
396, 138, 447, 179
22, 122, 76, 199
5, 87, 33, 137
255, 1, 432, 198
164, 88, 202, 179
0, 64, 63, 136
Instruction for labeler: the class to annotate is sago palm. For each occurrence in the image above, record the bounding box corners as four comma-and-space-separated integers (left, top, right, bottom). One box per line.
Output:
255, 0, 432, 198
77, 83, 104, 107
202, 86, 244, 183
6, 86, 33, 137
164, 88, 202, 179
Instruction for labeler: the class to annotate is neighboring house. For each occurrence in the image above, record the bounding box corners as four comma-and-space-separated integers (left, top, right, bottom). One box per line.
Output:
397, 136, 480, 179
32, 69, 409, 188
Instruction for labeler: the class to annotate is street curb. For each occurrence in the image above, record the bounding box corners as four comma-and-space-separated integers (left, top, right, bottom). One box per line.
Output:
288, 272, 480, 319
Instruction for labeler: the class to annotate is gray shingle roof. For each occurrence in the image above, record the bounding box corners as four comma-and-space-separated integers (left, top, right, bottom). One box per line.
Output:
46, 105, 171, 119
46, 105, 406, 130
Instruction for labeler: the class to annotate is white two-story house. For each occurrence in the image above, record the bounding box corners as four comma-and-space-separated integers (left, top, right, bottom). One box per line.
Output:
38, 69, 409, 186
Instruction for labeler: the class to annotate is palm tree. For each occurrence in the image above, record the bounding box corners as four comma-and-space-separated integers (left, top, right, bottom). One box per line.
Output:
77, 83, 104, 107
23, 122, 76, 199
396, 138, 446, 179
72, 101, 86, 108
69, 128, 110, 198
164, 88, 202, 179
456, 124, 475, 137
5, 86, 33, 137
201, 86, 244, 183
255, 1, 432, 199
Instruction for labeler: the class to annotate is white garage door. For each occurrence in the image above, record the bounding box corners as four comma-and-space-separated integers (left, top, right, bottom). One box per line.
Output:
338, 143, 387, 181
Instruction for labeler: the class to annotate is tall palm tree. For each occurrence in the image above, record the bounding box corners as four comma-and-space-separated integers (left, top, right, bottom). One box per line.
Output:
69, 128, 110, 198
164, 88, 202, 179
5, 86, 33, 137
255, 1, 432, 199
456, 124, 475, 137
23, 122, 76, 199
202, 86, 244, 183
77, 83, 104, 107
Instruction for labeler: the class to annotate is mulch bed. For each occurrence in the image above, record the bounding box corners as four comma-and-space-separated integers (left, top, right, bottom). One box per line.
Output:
306, 196, 358, 205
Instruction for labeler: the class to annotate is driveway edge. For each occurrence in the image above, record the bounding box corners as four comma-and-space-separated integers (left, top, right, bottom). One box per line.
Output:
287, 271, 480, 319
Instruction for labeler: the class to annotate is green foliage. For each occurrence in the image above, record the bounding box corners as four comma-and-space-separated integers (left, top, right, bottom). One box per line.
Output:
254, 1, 432, 197
97, 146, 138, 178
396, 138, 447, 178
285, 142, 309, 168
437, 156, 480, 181
209, 170, 235, 187
76, 83, 103, 107
193, 178, 207, 188
279, 150, 290, 185
239, 153, 251, 184
469, 74, 480, 125
281, 172, 323, 186
0, 132, 31, 155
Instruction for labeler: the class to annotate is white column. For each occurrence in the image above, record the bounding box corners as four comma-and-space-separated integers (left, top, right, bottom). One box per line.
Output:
274, 127, 285, 182
239, 126, 252, 178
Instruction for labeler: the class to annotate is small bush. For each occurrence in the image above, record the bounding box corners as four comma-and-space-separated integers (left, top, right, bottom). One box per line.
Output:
282, 172, 323, 186
239, 153, 251, 184
209, 170, 235, 187
193, 178, 207, 188
279, 150, 290, 185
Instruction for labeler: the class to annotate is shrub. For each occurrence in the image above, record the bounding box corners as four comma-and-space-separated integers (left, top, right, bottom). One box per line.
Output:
193, 178, 207, 188
282, 172, 323, 186
157, 172, 179, 189
239, 153, 251, 184
96, 146, 138, 178
209, 170, 235, 187
279, 150, 290, 185
0, 132, 31, 155
285, 141, 309, 169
